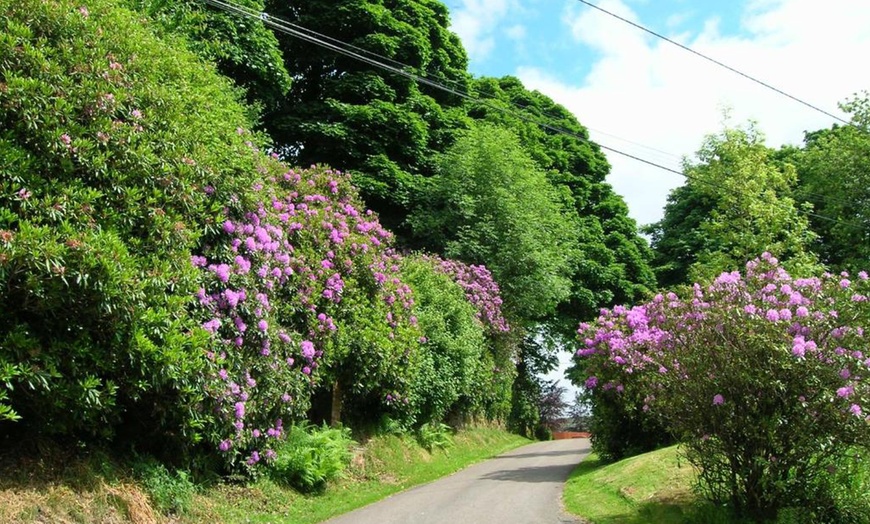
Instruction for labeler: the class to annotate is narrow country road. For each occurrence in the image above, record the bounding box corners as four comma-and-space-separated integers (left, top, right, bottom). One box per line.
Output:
324, 438, 591, 524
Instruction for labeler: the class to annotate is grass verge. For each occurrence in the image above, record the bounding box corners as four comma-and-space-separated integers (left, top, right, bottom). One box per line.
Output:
182, 427, 530, 523
0, 427, 529, 524
562, 445, 736, 524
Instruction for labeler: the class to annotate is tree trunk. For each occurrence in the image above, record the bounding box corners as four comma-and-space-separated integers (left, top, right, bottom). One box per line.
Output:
330, 380, 342, 427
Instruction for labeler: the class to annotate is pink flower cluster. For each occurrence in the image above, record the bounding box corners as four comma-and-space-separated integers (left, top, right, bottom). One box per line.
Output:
193, 165, 418, 466
576, 252, 870, 423
428, 257, 510, 334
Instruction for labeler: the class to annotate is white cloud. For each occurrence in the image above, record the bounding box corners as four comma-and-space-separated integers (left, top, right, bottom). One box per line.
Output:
517, 0, 870, 227
505, 24, 526, 41
450, 0, 513, 61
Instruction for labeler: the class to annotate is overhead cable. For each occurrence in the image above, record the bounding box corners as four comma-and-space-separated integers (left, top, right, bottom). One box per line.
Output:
198, 0, 860, 229
573, 0, 851, 126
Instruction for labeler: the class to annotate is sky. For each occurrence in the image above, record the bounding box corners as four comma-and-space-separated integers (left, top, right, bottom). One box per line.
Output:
448, 0, 870, 228
445, 0, 870, 399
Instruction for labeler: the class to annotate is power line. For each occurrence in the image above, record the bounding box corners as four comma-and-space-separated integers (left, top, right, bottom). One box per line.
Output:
201, 0, 683, 173
213, 0, 685, 164
198, 0, 861, 230
572, 0, 851, 126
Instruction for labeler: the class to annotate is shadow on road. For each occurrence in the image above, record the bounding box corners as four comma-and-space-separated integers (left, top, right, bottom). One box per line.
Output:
479, 464, 577, 484
494, 449, 588, 460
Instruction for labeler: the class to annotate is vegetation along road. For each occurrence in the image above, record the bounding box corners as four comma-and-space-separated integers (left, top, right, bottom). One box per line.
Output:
325, 438, 590, 524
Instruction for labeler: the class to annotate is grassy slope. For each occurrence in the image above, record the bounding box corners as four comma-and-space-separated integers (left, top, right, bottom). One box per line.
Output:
562, 445, 734, 524
0, 427, 529, 524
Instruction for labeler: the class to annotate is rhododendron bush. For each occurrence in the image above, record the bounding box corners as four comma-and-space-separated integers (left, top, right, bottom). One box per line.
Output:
193, 162, 422, 466
575, 253, 870, 518
0, 0, 513, 472
402, 256, 514, 426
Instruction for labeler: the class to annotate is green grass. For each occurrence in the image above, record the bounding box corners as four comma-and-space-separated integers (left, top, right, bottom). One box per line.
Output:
182, 426, 530, 524
562, 446, 738, 524
0, 426, 528, 523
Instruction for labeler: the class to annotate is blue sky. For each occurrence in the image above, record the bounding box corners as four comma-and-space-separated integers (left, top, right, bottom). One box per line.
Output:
446, 0, 870, 396
449, 0, 870, 227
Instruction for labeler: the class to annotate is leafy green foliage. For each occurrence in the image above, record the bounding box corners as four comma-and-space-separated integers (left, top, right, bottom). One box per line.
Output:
790, 93, 870, 273
466, 76, 656, 327
260, 0, 471, 234
128, 0, 291, 110
410, 123, 579, 322
401, 257, 489, 424
643, 183, 718, 288
415, 421, 453, 451
647, 122, 820, 286
268, 424, 355, 492
0, 0, 266, 445
575, 255, 870, 519
135, 458, 196, 515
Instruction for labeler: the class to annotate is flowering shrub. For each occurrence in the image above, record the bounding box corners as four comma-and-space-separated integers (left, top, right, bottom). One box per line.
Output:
193, 164, 421, 466
427, 256, 510, 334
575, 253, 870, 519
401, 256, 513, 426
0, 0, 266, 440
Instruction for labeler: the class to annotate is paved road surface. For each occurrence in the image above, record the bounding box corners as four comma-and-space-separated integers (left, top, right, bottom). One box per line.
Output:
325, 438, 591, 524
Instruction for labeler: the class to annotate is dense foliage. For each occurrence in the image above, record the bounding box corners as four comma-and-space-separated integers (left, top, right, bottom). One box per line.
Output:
0, 0, 514, 471
574, 254, 870, 520
129, 0, 292, 109
647, 123, 819, 287
791, 93, 870, 273
404, 256, 513, 425
259, 0, 470, 234
468, 76, 656, 326
410, 123, 579, 322
0, 0, 267, 444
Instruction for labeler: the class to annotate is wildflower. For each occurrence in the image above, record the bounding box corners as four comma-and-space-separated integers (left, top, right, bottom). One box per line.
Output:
219, 440, 232, 452
713, 394, 724, 406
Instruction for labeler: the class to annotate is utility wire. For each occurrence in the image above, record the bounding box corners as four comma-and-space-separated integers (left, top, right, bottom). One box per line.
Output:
224, 0, 684, 164
573, 0, 851, 126
198, 0, 860, 229
201, 0, 684, 173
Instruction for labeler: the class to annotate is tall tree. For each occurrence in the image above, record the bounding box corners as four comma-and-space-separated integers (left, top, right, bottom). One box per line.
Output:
466, 76, 656, 325
261, 0, 471, 234
791, 93, 870, 272
409, 123, 579, 322
647, 122, 819, 285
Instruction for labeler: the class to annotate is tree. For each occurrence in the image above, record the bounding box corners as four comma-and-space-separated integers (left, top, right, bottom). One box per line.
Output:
537, 380, 569, 432
409, 123, 579, 323
647, 122, 819, 285
791, 93, 870, 272
643, 183, 719, 288
260, 0, 471, 234
466, 76, 656, 327
0, 0, 273, 446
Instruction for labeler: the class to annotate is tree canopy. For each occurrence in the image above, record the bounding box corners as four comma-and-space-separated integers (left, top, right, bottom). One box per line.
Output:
647, 122, 819, 285
410, 123, 579, 322
790, 94, 870, 272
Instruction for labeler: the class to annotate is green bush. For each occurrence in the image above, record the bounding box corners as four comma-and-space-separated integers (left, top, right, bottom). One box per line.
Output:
134, 459, 196, 516
0, 0, 264, 445
268, 424, 355, 492
401, 257, 488, 424
416, 422, 453, 452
